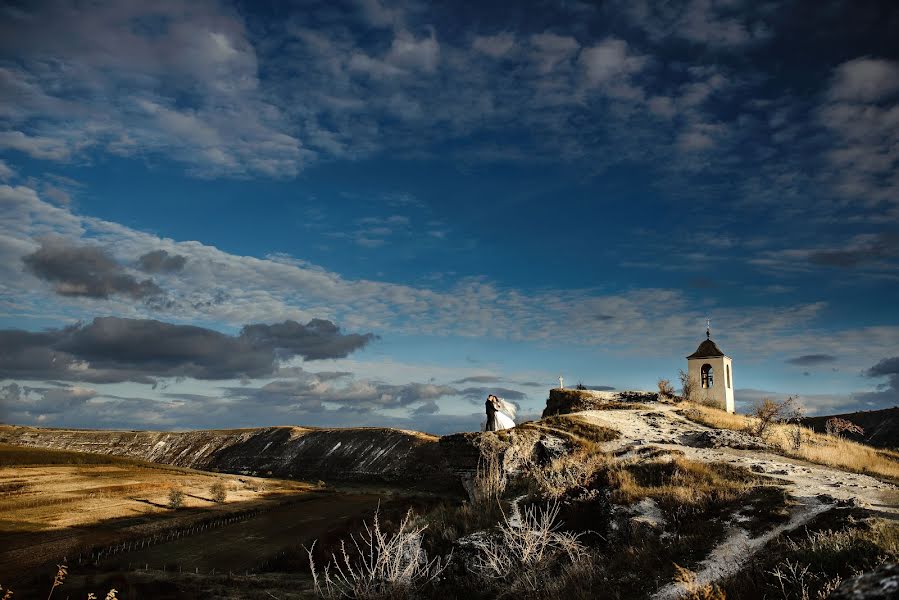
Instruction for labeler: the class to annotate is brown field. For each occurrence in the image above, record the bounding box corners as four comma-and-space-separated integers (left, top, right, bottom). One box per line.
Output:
0, 443, 394, 596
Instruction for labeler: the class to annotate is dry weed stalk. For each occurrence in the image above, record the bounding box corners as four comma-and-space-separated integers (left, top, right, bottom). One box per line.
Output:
471, 502, 587, 589
46, 563, 67, 600
306, 508, 450, 599
470, 448, 507, 509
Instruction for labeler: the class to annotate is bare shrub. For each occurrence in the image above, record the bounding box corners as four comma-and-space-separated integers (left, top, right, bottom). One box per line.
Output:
470, 502, 588, 595
167, 488, 184, 509
306, 508, 449, 599
678, 369, 695, 403
210, 481, 227, 503
657, 378, 676, 400
750, 396, 799, 438
825, 417, 864, 439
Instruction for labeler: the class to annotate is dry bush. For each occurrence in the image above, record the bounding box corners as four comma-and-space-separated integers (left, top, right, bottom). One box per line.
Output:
210, 481, 227, 503
750, 397, 800, 438
167, 488, 184, 509
825, 418, 864, 439
681, 402, 899, 482
470, 502, 588, 595
657, 378, 676, 400
306, 508, 449, 599
528, 449, 609, 500
679, 369, 695, 403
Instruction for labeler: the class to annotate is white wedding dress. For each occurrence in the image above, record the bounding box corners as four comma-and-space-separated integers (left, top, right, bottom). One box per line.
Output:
482, 398, 517, 431
493, 410, 516, 430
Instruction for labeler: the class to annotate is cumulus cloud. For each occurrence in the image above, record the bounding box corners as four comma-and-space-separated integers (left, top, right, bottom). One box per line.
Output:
820, 57, 899, 210
623, 0, 769, 48
241, 319, 377, 361
138, 250, 188, 273
0, 316, 375, 384
829, 58, 899, 103
23, 238, 163, 299
580, 38, 646, 87
0, 159, 14, 180
0, 0, 305, 176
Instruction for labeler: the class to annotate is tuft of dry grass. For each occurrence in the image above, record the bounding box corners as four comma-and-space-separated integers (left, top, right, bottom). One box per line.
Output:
672, 564, 727, 600
607, 454, 761, 515
527, 449, 610, 500
721, 514, 899, 600
681, 403, 899, 482
469, 502, 589, 597
522, 414, 619, 451
306, 508, 449, 599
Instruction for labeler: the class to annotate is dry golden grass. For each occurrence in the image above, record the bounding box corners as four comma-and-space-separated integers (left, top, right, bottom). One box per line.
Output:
521, 414, 619, 451
608, 454, 761, 512
528, 449, 611, 500
681, 403, 899, 482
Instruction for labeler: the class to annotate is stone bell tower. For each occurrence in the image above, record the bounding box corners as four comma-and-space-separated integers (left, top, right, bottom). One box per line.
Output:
686, 321, 734, 413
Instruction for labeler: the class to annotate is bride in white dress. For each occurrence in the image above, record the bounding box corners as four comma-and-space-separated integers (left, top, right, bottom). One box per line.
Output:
484, 394, 516, 431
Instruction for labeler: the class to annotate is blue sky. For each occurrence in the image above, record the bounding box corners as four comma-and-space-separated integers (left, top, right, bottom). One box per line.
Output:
1, 0, 898, 433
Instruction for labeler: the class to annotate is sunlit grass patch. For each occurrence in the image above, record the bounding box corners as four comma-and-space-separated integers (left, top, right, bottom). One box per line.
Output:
680, 403, 899, 482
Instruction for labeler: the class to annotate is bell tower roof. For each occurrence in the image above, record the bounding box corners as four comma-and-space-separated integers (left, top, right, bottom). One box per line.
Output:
686, 338, 726, 359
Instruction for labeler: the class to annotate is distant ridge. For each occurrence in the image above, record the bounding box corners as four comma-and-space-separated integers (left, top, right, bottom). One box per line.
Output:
802, 407, 899, 449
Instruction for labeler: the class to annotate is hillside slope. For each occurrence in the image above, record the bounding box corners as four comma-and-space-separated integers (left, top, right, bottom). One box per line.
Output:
802, 407, 899, 449
575, 404, 899, 599
0, 424, 444, 486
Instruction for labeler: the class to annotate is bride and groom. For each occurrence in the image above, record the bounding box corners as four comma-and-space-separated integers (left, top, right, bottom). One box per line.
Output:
483, 394, 516, 431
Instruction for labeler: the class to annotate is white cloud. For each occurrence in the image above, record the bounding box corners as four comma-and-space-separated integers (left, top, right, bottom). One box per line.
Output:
819, 58, 899, 210
472, 33, 517, 58
0, 159, 13, 180
830, 58, 899, 103
387, 30, 440, 73
580, 38, 647, 86
0, 131, 71, 160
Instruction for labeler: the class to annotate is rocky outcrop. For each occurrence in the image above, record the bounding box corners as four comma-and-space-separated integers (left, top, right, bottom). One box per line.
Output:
542, 388, 658, 417
439, 427, 570, 498
829, 562, 899, 599
0, 424, 446, 487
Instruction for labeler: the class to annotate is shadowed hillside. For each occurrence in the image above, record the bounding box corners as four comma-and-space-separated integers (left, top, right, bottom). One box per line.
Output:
801, 407, 899, 449
0, 424, 445, 487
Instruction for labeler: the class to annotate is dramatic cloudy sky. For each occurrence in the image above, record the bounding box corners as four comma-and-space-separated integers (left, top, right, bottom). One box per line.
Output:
1, 0, 898, 433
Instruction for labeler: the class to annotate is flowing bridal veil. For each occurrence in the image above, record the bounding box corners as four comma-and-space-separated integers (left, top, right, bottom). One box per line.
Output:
483, 395, 516, 431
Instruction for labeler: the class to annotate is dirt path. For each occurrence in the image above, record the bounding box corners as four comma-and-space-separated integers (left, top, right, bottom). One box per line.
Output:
576, 404, 899, 599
